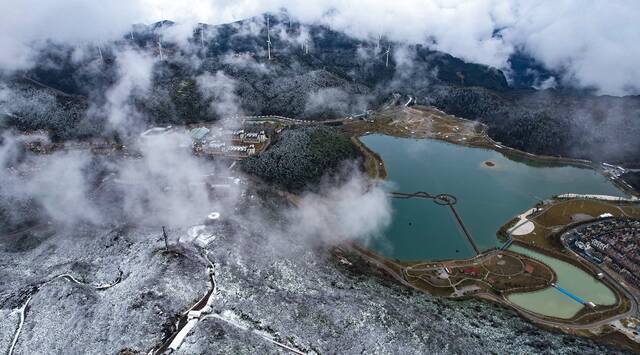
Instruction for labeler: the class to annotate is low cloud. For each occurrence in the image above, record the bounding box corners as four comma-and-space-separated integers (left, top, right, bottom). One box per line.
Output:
88, 48, 155, 135
197, 71, 244, 123
2, 1, 638, 95
304, 87, 370, 119
0, 122, 390, 249
0, 0, 145, 72
222, 53, 271, 74
286, 169, 392, 245
0, 133, 100, 227
305, 88, 349, 116
117, 131, 236, 227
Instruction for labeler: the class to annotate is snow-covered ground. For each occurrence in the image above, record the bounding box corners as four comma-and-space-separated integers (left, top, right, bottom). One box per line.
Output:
0, 187, 627, 354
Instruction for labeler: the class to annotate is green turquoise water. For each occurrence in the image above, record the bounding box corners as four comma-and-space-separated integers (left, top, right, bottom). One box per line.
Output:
361, 135, 626, 261
507, 245, 616, 319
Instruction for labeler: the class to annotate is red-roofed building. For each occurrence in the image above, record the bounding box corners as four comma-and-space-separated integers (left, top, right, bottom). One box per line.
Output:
462, 267, 478, 276
524, 263, 535, 274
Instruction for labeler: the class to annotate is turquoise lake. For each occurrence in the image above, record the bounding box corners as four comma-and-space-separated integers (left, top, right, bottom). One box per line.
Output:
361, 135, 626, 261
507, 245, 616, 319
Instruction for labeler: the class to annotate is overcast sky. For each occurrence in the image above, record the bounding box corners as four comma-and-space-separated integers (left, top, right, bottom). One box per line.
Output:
1, 0, 638, 95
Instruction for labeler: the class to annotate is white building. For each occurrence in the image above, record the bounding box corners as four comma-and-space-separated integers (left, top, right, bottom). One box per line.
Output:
232, 129, 245, 140
141, 126, 172, 138
591, 239, 609, 250
243, 131, 267, 143
207, 141, 226, 150
226, 145, 247, 153
225, 144, 256, 155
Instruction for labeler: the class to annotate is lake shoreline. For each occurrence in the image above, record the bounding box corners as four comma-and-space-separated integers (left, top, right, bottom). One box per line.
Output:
341, 106, 640, 348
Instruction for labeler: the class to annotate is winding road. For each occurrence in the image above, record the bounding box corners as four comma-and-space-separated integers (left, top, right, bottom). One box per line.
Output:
152, 252, 217, 354
151, 250, 307, 354
8, 271, 122, 355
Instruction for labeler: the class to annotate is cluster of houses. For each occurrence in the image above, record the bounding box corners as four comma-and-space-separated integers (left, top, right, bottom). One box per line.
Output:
566, 218, 640, 289
137, 124, 270, 158
190, 127, 268, 157
601, 163, 627, 179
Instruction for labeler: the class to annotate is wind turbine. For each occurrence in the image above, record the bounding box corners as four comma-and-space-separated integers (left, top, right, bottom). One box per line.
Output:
158, 21, 164, 61
384, 44, 390, 67
97, 44, 104, 62
266, 16, 272, 60
200, 23, 205, 52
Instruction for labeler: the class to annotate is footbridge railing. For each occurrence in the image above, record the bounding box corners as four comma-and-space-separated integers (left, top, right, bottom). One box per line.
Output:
388, 191, 480, 255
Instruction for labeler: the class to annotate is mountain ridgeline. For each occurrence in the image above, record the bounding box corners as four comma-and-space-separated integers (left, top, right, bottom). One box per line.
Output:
2, 13, 639, 168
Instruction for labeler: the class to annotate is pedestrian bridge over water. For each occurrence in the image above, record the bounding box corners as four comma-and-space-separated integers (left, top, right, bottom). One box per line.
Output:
389, 191, 480, 255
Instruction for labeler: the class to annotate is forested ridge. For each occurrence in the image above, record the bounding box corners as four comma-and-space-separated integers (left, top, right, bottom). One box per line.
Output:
2, 14, 639, 168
